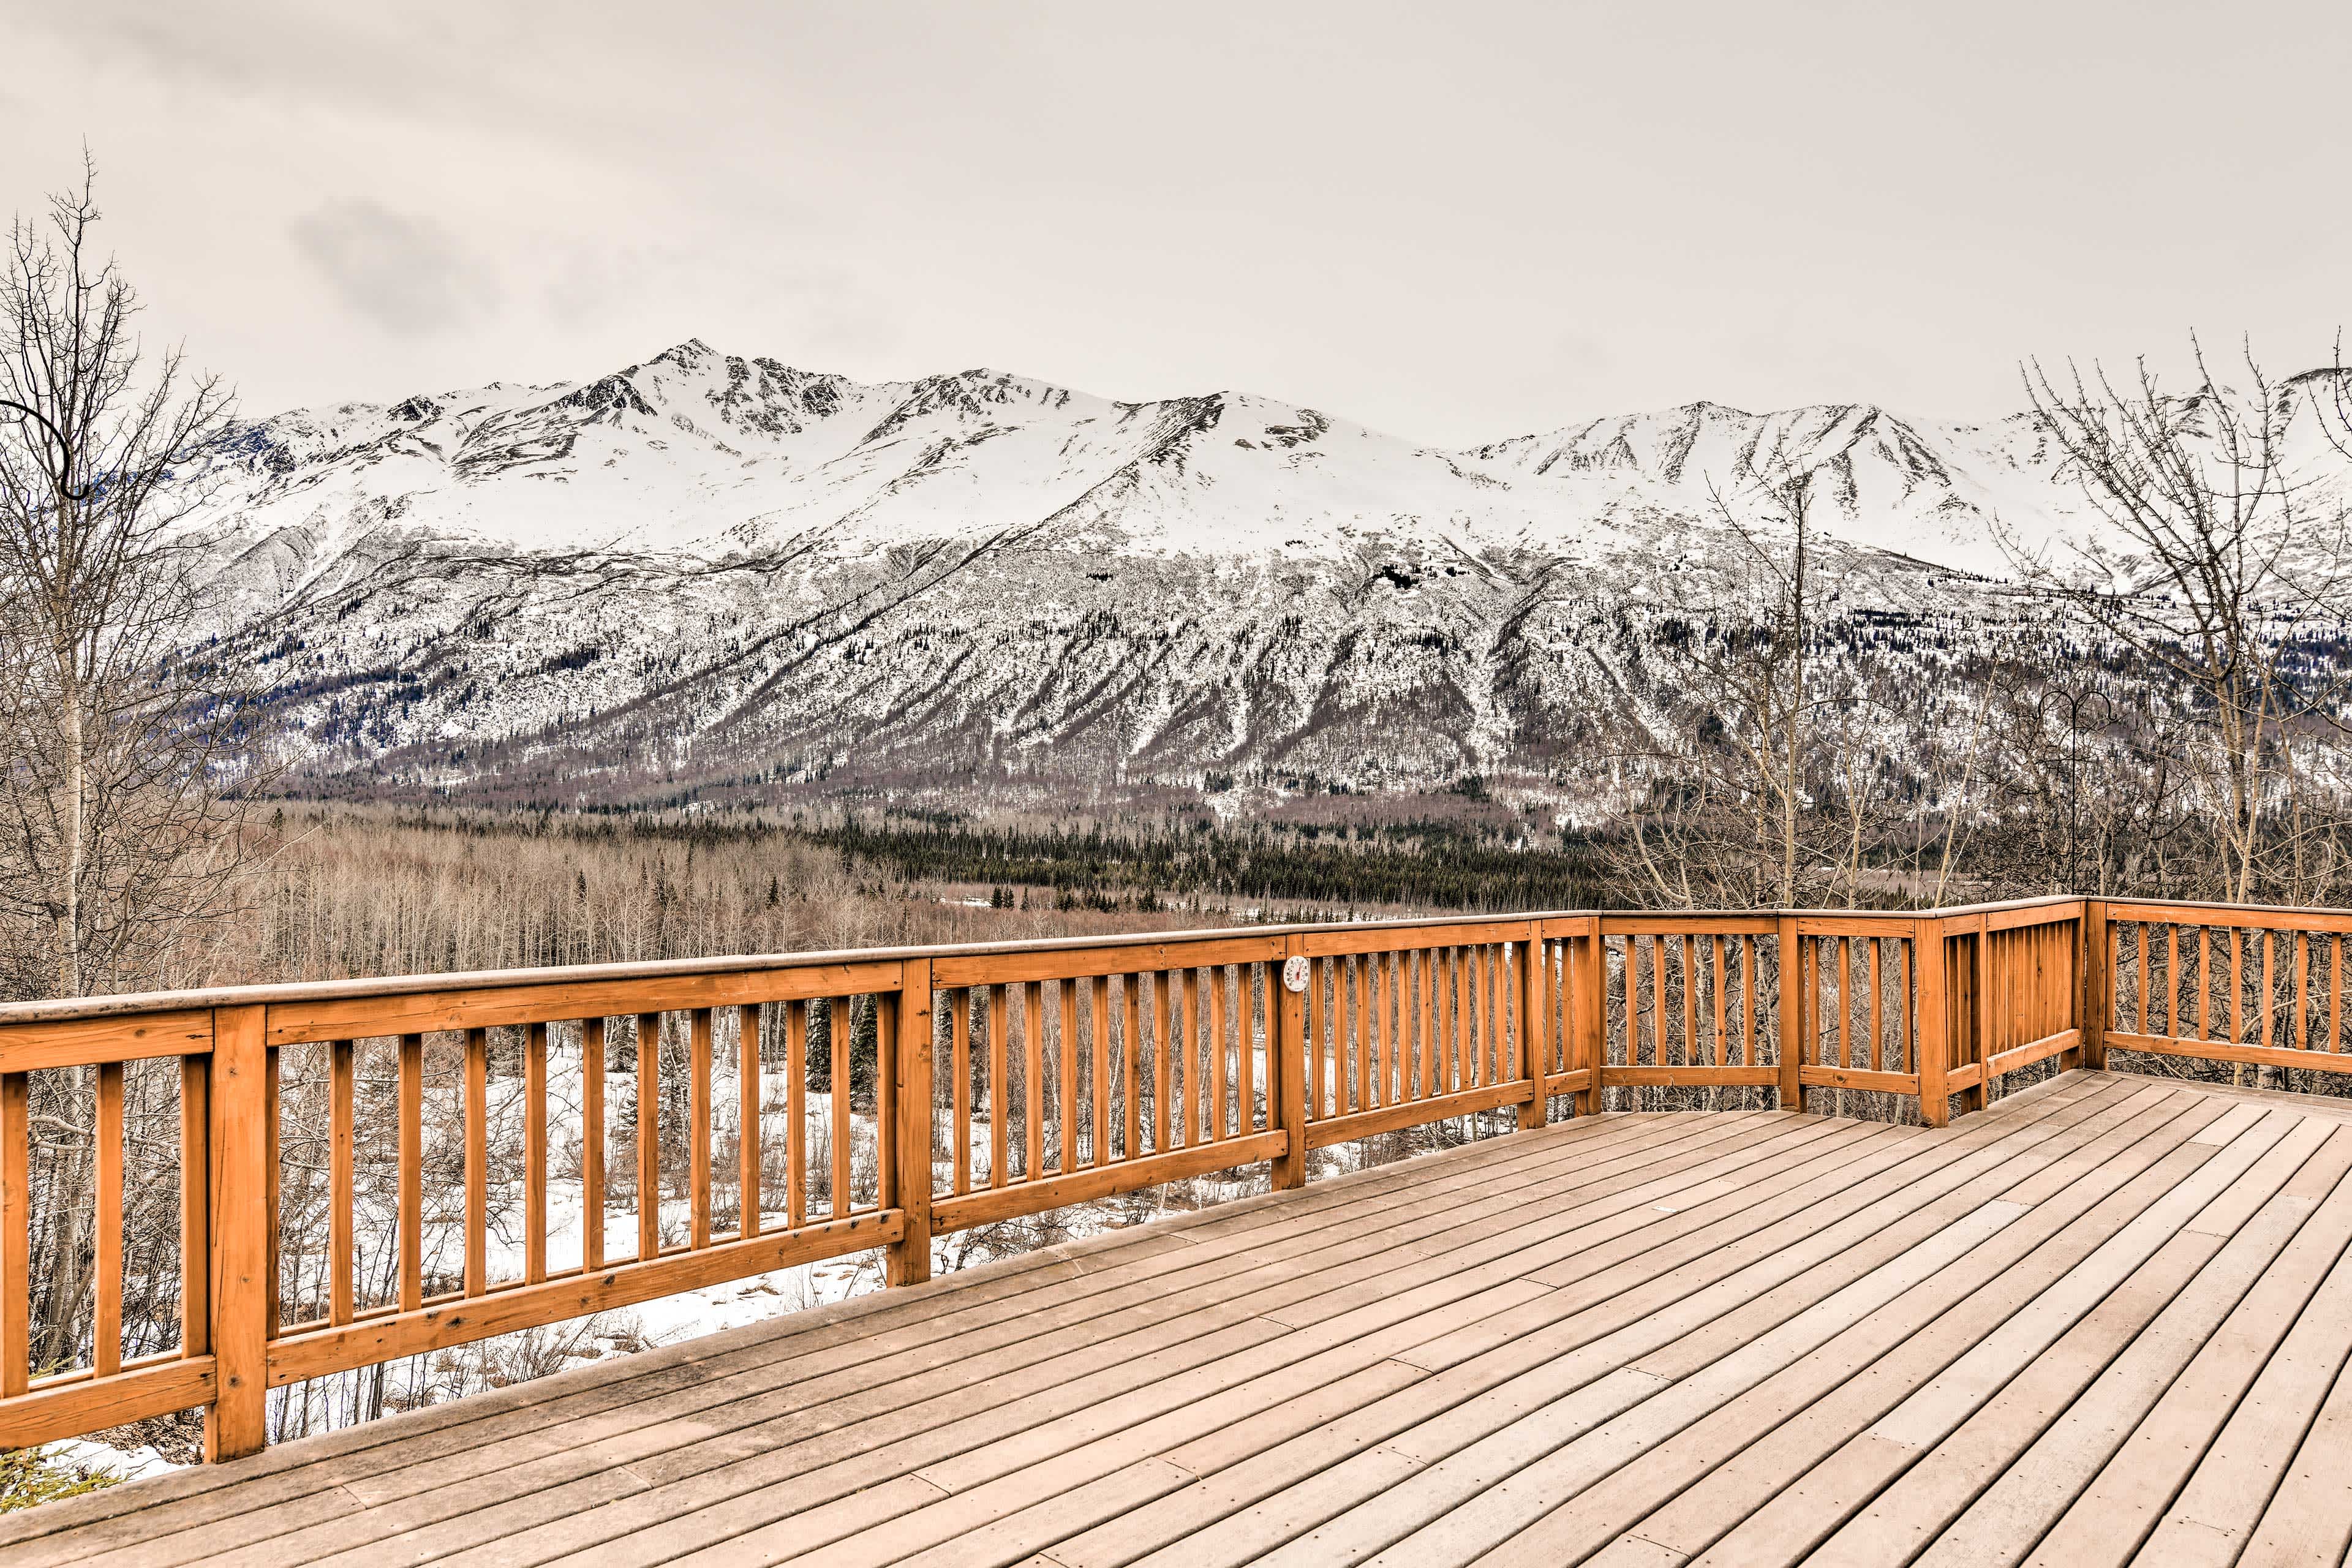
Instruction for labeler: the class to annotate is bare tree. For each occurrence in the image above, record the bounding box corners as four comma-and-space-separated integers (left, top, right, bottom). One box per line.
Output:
2011, 338, 2352, 907
0, 159, 280, 1382
0, 159, 266, 1001
1604, 435, 1953, 910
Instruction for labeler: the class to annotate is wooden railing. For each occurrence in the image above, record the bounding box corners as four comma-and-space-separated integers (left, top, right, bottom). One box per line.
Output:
0, 892, 2332, 1463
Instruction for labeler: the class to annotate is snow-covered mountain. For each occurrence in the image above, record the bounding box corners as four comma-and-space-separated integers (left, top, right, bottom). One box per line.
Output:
176, 340, 2245, 810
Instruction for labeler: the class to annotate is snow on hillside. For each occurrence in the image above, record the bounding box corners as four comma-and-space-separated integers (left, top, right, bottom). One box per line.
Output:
174, 343, 2343, 807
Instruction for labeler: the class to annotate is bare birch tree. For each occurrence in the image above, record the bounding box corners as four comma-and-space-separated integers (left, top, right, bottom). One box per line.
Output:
0, 159, 266, 1001
2011, 338, 2352, 907
0, 160, 278, 1382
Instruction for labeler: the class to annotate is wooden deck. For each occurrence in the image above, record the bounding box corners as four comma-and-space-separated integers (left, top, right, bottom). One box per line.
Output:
10, 1068, 2352, 1567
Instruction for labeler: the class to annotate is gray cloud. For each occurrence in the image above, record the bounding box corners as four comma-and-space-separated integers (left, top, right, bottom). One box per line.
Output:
289, 201, 499, 335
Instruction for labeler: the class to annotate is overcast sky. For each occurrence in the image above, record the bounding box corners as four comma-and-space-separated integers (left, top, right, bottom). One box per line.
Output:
2, 1, 2343, 445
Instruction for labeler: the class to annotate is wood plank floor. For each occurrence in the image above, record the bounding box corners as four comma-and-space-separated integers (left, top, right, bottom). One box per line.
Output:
11, 1069, 2352, 1567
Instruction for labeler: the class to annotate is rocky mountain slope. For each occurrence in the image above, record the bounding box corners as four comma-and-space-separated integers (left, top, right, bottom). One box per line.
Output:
178, 341, 2291, 812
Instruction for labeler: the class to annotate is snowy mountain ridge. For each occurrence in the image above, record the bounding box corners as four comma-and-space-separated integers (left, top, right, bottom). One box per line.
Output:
176, 341, 2315, 810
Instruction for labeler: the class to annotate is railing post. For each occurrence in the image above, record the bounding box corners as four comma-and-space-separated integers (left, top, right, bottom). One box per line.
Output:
1272, 935, 1308, 1190
204, 1004, 268, 1462
1776, 915, 1804, 1113
1577, 918, 1604, 1115
1517, 921, 1547, 1131
1913, 918, 1950, 1128
887, 959, 935, 1287
1967, 915, 1992, 1113
2081, 899, 2108, 1071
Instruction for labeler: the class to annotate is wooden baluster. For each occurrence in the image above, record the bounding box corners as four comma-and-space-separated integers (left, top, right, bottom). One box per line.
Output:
2334, 936, 2345, 1054
2262, 933, 2276, 1049
1681, 934, 1698, 1070
94, 1062, 123, 1376
1464, 946, 1481, 1088
1395, 951, 1412, 1102
331, 1038, 356, 1322
784, 1002, 808, 1226
466, 1027, 489, 1294
832, 1000, 856, 1211
637, 1013, 665, 1254
1187, 967, 1208, 1142
1390, 951, 1408, 1102
951, 990, 972, 1194
399, 1033, 425, 1305
1390, 953, 1409, 1104
1830, 937, 1847, 1071
1621, 937, 1638, 1068
1458, 947, 1477, 1087
1023, 981, 1046, 1175
1477, 944, 1496, 1090
739, 1005, 762, 1238
689, 1008, 714, 1248
582, 1020, 607, 1272
179, 1055, 210, 1362
263, 1050, 279, 1338
0, 1071, 25, 1398
2164, 926, 2179, 1038
1090, 974, 1112, 1164
1455, 948, 1471, 1088
1458, 949, 1477, 1086
1123, 974, 1142, 1158
2232, 931, 2245, 1045
525, 1024, 548, 1280
1392, 953, 1409, 1104
1467, 945, 1485, 1093
1899, 938, 1913, 1075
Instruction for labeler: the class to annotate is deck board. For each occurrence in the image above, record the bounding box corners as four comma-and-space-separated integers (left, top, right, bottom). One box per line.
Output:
16, 1071, 2352, 1567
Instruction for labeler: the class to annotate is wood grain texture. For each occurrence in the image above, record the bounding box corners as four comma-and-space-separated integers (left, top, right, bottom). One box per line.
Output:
204, 1005, 269, 1460
40, 1071, 2327, 1566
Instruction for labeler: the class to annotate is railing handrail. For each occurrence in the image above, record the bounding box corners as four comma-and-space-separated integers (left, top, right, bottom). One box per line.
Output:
0, 894, 2089, 1027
